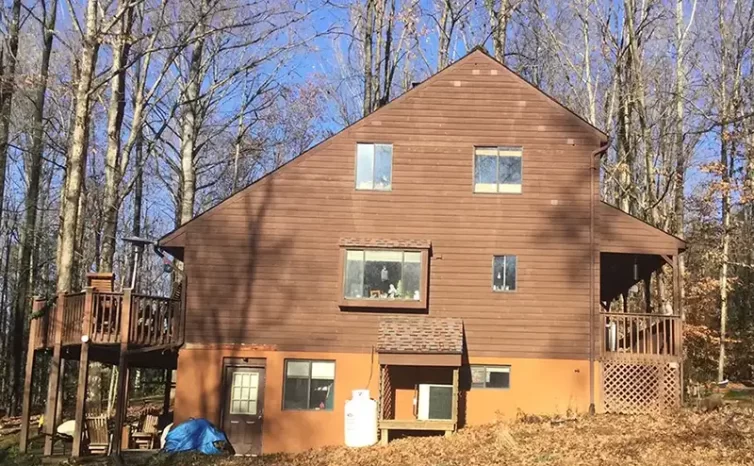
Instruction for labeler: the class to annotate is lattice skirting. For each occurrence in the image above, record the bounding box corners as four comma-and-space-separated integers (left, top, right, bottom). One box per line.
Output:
601, 357, 681, 415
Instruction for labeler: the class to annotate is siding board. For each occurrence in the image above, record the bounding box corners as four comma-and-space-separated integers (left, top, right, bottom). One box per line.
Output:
169, 50, 678, 360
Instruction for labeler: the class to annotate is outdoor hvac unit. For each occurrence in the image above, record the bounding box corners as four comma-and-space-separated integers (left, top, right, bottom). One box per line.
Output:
416, 384, 453, 421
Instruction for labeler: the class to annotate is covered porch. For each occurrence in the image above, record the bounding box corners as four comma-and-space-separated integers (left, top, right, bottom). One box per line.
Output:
18, 273, 184, 458
598, 203, 686, 414
376, 317, 463, 443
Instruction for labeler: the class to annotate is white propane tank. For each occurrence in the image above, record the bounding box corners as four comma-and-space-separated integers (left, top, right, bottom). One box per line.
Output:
345, 389, 378, 447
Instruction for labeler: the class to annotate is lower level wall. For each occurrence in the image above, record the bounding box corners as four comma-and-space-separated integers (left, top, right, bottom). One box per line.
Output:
174, 347, 592, 454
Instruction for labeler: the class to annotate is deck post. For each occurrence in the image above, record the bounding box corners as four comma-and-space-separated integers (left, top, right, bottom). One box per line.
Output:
43, 293, 65, 456
19, 297, 44, 453
72, 287, 94, 457
111, 288, 132, 455
451, 367, 459, 432
162, 369, 172, 416
673, 254, 684, 401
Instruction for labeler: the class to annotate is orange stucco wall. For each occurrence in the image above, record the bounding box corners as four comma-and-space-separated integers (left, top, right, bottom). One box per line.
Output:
175, 348, 594, 454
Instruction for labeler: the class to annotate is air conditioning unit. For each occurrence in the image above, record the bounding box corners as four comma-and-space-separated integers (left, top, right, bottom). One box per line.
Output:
416, 384, 453, 421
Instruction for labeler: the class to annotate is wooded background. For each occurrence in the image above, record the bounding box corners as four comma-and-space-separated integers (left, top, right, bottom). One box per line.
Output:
0, 0, 750, 416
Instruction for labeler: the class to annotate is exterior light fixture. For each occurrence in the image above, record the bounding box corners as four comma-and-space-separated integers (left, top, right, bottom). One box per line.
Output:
633, 256, 639, 281
81, 335, 89, 343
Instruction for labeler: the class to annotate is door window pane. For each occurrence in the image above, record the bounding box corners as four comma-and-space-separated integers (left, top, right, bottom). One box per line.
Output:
230, 371, 260, 414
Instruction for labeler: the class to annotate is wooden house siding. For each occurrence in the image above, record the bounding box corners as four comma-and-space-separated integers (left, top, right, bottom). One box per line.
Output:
172, 50, 610, 360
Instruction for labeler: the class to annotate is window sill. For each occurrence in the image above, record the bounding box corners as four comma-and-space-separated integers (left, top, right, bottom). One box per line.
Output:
339, 298, 427, 310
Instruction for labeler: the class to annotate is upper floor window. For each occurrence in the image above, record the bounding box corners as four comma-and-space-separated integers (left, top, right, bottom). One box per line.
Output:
339, 243, 429, 310
474, 146, 522, 193
492, 255, 517, 291
356, 143, 392, 190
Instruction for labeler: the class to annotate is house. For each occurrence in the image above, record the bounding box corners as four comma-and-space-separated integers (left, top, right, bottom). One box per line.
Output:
20, 48, 686, 458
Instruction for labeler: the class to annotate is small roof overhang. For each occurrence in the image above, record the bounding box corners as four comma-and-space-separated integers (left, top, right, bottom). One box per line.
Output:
377, 317, 463, 367
599, 202, 686, 255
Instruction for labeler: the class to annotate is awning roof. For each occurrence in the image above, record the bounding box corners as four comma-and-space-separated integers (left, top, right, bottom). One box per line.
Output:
377, 317, 463, 366
600, 202, 686, 255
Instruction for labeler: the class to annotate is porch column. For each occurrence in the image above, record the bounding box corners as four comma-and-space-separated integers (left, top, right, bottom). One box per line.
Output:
19, 298, 44, 453
448, 367, 459, 437
72, 287, 94, 457
673, 254, 684, 400
643, 273, 651, 313
111, 288, 132, 455
43, 293, 65, 456
162, 369, 172, 416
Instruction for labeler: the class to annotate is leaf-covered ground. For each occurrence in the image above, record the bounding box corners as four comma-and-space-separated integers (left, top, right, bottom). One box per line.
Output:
136, 408, 754, 466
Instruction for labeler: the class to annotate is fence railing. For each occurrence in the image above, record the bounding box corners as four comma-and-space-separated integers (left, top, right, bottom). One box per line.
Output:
130, 294, 181, 346
30, 289, 182, 350
600, 312, 681, 358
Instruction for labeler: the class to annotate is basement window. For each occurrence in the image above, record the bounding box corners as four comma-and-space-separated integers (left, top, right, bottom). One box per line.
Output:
283, 360, 335, 411
356, 143, 392, 190
474, 146, 522, 193
492, 255, 517, 292
471, 365, 511, 389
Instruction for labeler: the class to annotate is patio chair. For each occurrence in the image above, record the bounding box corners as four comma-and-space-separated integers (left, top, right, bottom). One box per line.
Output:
85, 415, 111, 455
132, 414, 160, 449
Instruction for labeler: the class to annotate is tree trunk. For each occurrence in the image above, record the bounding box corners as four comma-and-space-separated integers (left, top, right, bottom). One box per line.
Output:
437, 0, 450, 70
486, 0, 511, 63
100, 2, 134, 272
362, 0, 375, 116
10, 0, 58, 415
0, 0, 22, 224
57, 0, 100, 292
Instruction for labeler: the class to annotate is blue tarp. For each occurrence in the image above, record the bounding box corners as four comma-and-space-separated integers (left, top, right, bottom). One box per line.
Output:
163, 418, 229, 455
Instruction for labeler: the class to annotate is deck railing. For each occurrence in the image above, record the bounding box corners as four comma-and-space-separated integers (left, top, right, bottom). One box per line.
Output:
31, 289, 182, 350
600, 312, 681, 358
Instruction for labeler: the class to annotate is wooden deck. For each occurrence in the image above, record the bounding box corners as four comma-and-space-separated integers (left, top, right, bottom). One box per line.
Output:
31, 289, 183, 350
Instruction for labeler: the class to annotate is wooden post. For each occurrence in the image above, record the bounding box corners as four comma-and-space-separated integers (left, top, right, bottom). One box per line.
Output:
43, 293, 65, 456
19, 297, 44, 453
449, 366, 459, 436
72, 287, 94, 457
162, 369, 172, 416
111, 288, 132, 455
644, 273, 651, 313
673, 254, 684, 402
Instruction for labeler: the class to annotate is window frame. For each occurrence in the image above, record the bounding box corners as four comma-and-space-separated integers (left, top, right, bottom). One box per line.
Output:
472, 146, 523, 194
282, 359, 336, 411
338, 246, 430, 310
355, 142, 393, 192
491, 255, 518, 292
470, 364, 511, 390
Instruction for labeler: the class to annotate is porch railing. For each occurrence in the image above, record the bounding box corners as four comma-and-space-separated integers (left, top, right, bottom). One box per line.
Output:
600, 312, 681, 358
31, 288, 182, 350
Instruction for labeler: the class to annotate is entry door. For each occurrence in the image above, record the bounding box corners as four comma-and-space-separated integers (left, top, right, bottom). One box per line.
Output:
223, 366, 265, 455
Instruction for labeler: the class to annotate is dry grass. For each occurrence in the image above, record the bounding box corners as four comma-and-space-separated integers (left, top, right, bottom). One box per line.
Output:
139, 408, 754, 466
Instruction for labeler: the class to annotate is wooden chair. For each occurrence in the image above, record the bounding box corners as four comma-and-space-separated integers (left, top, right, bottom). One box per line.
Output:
85, 415, 111, 455
132, 414, 159, 449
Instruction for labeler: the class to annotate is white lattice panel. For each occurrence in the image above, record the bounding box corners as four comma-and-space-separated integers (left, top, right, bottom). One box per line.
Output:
602, 357, 681, 415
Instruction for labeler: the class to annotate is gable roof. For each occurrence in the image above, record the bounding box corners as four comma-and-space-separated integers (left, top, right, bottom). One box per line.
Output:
159, 48, 608, 247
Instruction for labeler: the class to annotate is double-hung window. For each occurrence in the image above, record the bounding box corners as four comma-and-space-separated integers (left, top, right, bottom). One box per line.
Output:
474, 146, 522, 193
283, 360, 335, 410
356, 143, 392, 190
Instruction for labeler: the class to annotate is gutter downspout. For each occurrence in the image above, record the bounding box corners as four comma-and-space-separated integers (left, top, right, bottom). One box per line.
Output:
589, 138, 610, 415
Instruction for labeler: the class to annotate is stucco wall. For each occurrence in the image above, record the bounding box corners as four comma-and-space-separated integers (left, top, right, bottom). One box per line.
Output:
175, 347, 593, 453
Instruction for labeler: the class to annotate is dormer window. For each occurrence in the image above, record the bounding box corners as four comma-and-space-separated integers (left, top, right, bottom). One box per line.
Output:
474, 146, 522, 193
356, 143, 392, 190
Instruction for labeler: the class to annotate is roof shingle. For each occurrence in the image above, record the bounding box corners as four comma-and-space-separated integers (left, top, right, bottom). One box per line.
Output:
377, 316, 463, 354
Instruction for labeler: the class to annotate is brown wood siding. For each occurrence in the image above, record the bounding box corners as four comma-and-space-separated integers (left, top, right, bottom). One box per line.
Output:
599, 202, 685, 255
178, 51, 611, 360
